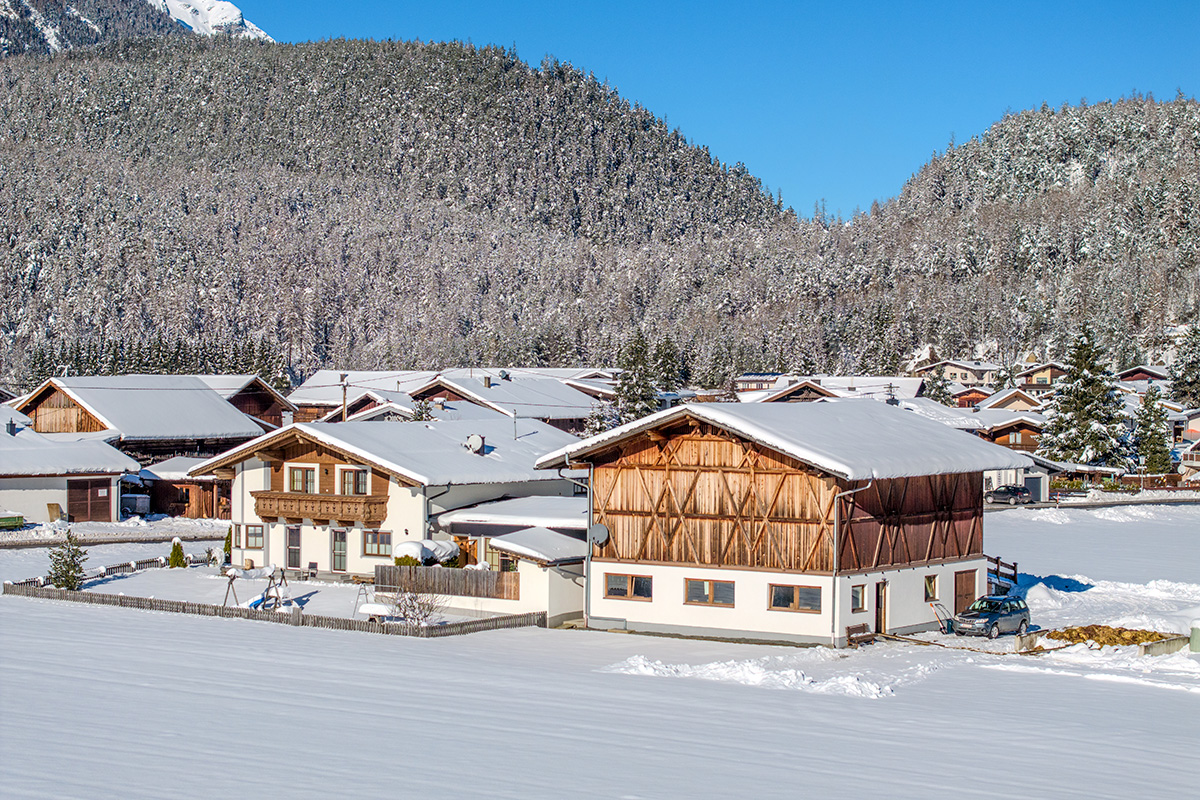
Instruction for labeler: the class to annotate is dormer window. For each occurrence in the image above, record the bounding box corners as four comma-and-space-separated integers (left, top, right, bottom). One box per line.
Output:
341, 468, 368, 496
289, 466, 316, 494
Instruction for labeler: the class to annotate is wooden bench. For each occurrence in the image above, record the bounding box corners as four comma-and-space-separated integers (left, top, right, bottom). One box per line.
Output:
845, 623, 876, 647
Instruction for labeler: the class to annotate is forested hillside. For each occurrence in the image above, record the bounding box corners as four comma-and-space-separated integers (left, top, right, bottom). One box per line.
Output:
0, 36, 1197, 389
0, 0, 182, 55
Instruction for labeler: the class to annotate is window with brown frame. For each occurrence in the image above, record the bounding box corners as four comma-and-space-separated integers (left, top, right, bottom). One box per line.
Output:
769, 583, 821, 613
364, 530, 392, 557
684, 578, 735, 607
341, 468, 368, 496
924, 574, 938, 602
605, 573, 652, 601
233, 523, 242, 548
851, 584, 866, 613
289, 467, 316, 494
245, 524, 264, 549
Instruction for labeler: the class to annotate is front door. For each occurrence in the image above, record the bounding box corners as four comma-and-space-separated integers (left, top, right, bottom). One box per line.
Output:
331, 529, 347, 572
66, 478, 111, 522
954, 569, 977, 615
874, 581, 887, 634
286, 526, 302, 569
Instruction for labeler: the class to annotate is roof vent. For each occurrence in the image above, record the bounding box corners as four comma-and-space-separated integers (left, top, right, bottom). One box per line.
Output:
5, 419, 16, 436
464, 433, 486, 454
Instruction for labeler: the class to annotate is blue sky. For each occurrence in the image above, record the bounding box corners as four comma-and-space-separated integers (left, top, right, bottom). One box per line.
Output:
237, 1, 1199, 218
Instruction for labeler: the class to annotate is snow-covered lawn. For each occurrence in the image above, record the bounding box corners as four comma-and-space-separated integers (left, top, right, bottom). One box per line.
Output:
0, 515, 228, 548
0, 539, 222, 584
1, 504, 1197, 798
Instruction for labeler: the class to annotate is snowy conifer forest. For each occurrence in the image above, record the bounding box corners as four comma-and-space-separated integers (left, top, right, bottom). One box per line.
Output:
0, 35, 1198, 389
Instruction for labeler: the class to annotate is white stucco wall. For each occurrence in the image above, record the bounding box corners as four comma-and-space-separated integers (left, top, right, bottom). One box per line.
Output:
0, 475, 120, 523
834, 558, 986, 641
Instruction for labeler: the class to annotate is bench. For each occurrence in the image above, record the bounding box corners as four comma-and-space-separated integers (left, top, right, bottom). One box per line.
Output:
845, 623, 876, 647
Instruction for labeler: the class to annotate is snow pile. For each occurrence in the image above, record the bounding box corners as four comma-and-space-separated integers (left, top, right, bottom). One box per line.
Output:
603, 653, 896, 698
391, 539, 458, 564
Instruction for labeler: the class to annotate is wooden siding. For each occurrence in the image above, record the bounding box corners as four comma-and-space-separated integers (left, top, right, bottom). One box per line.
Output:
589, 419, 984, 575
228, 384, 286, 427
266, 438, 392, 495
292, 404, 331, 423
24, 386, 106, 433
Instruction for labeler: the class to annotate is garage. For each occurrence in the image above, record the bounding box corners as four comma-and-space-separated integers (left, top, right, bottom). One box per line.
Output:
67, 478, 114, 522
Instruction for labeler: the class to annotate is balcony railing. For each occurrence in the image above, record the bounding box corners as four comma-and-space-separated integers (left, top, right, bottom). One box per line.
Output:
252, 491, 388, 524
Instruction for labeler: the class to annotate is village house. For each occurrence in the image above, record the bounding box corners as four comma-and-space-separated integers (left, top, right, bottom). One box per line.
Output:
0, 406, 138, 523
740, 375, 925, 404
914, 360, 1001, 387
1014, 362, 1068, 395
139, 456, 232, 519
189, 418, 581, 579
1116, 365, 1170, 383
536, 402, 1029, 646
12, 375, 265, 463
951, 385, 993, 408
407, 375, 597, 433
188, 374, 297, 429
316, 388, 508, 423
975, 387, 1042, 412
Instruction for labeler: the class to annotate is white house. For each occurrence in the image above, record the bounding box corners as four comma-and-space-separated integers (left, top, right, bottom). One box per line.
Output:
536, 402, 1029, 646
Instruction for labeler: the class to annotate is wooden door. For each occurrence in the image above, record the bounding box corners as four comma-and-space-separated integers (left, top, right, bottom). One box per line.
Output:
954, 569, 977, 614
874, 581, 887, 634
67, 478, 111, 522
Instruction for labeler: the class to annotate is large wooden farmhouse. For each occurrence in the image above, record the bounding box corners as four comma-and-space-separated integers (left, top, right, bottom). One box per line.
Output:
537, 402, 1029, 646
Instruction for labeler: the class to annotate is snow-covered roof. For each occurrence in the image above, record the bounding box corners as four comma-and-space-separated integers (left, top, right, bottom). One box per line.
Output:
1014, 361, 1068, 378
1120, 393, 1186, 422
19, 376, 264, 442
746, 376, 925, 404
1116, 364, 1170, 381
188, 374, 297, 411
537, 402, 1030, 481
413, 376, 597, 420
322, 389, 508, 423
919, 360, 1002, 374
0, 422, 138, 477
975, 387, 1042, 410
39, 430, 122, 443
140, 456, 216, 483
1, 405, 31, 427
486, 527, 588, 565
438, 495, 588, 530
193, 419, 582, 487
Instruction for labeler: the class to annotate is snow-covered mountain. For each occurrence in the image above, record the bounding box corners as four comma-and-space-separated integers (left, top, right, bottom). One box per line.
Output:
146, 0, 271, 41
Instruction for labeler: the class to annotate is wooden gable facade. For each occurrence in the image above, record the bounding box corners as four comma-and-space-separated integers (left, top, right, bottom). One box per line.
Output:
588, 414, 983, 576
226, 379, 291, 428
20, 384, 108, 434
760, 381, 838, 403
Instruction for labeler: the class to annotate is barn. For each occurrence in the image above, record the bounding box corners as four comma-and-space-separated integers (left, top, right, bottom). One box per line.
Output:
536, 402, 1030, 646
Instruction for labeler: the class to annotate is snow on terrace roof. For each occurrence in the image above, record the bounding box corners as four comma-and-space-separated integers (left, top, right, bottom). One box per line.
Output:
0, 425, 138, 477
26, 376, 265, 442
140, 456, 216, 483
438, 495, 588, 530
193, 419, 582, 487
486, 527, 588, 565
536, 401, 1031, 481
413, 376, 597, 420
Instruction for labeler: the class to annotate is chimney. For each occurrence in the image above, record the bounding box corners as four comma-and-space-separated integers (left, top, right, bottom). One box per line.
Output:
483, 376, 492, 388
5, 419, 16, 436
433, 397, 446, 409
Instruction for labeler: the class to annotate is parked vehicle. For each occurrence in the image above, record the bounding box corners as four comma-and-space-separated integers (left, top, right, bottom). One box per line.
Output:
985, 485, 1032, 505
953, 595, 1030, 639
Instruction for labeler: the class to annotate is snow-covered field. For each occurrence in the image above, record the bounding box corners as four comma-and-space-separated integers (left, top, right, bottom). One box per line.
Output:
1, 505, 1198, 798
0, 515, 228, 548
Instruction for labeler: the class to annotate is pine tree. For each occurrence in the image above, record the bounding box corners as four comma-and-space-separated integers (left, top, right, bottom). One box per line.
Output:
1169, 326, 1200, 408
47, 531, 88, 590
922, 365, 954, 406
1037, 328, 1131, 467
1135, 386, 1173, 474
409, 399, 435, 421
652, 335, 683, 392
168, 537, 187, 568
584, 401, 621, 435
615, 330, 658, 423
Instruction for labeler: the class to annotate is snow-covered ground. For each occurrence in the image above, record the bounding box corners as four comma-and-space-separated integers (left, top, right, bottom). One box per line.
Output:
1, 505, 1197, 798
0, 539, 222, 584
0, 515, 228, 548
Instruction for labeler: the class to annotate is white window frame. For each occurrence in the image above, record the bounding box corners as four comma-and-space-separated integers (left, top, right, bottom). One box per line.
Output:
286, 462, 319, 494
336, 465, 371, 496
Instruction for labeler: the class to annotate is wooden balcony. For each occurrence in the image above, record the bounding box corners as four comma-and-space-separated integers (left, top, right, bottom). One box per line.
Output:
252, 491, 388, 525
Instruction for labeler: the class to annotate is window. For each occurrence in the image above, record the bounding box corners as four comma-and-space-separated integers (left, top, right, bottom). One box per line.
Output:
924, 574, 938, 602
364, 530, 392, 557
341, 468, 368, 496
286, 526, 301, 569
1036, 376, 1048, 384
482, 539, 517, 572
769, 584, 821, 613
684, 578, 735, 607
245, 524, 264, 549
851, 584, 866, 613
233, 523, 242, 548
331, 529, 347, 572
289, 467, 315, 494
605, 573, 652, 601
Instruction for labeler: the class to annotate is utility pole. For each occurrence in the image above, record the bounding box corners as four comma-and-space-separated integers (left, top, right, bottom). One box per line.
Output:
340, 372, 349, 422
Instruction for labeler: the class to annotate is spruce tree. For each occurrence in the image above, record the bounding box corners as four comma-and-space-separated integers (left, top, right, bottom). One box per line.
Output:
652, 335, 683, 392
615, 330, 658, 423
1036, 328, 1131, 467
168, 537, 187, 568
47, 531, 88, 590
584, 401, 621, 435
1169, 326, 1200, 408
922, 365, 954, 406
409, 399, 435, 421
1135, 386, 1173, 474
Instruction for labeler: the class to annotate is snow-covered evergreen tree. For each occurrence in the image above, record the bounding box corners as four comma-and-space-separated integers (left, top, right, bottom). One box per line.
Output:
615, 331, 658, 423
409, 399, 435, 422
1135, 386, 1173, 474
1037, 329, 1131, 467
584, 401, 621, 436
1169, 326, 1200, 408
168, 537, 187, 568
47, 531, 88, 590
922, 365, 953, 406
653, 335, 683, 392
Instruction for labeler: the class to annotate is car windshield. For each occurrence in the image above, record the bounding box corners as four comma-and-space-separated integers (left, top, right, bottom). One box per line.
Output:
966, 599, 1003, 614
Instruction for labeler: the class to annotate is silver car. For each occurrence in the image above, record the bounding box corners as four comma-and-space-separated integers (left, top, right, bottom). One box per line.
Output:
953, 596, 1030, 639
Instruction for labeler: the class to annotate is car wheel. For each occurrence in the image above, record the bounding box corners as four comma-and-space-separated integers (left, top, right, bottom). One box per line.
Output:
988, 623, 1000, 639
985, 496, 994, 504
1009, 497, 1018, 505
1017, 620, 1028, 636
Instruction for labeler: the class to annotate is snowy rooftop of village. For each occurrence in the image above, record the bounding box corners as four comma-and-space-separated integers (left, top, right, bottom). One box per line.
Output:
486, 526, 589, 564
437, 495, 588, 530
0, 416, 139, 477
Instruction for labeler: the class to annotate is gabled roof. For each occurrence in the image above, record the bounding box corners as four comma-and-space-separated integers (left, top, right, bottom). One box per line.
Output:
1014, 361, 1068, 379
537, 402, 1030, 481
750, 376, 924, 403
486, 527, 588, 565
437, 495, 588, 530
319, 389, 508, 423
188, 374, 297, 411
1116, 364, 1169, 381
140, 456, 216, 483
0, 416, 138, 477
918, 360, 1002, 374
411, 376, 597, 421
15, 376, 266, 442
192, 419, 582, 487
975, 387, 1042, 410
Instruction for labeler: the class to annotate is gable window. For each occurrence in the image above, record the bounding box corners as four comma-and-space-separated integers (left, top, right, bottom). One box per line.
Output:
924, 574, 938, 602
245, 524, 264, 550
364, 530, 392, 557
605, 573, 652, 601
769, 583, 821, 613
685, 578, 735, 607
286, 526, 301, 569
289, 467, 316, 494
341, 468, 368, 496
851, 584, 866, 613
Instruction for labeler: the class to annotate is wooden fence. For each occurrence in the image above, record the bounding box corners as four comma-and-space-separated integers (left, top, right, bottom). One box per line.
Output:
1, 582, 546, 637
986, 555, 1018, 585
375, 565, 520, 601
6, 553, 208, 588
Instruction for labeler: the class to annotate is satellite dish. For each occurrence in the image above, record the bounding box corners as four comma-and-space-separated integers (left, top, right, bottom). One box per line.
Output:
588, 523, 610, 546
464, 433, 485, 454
